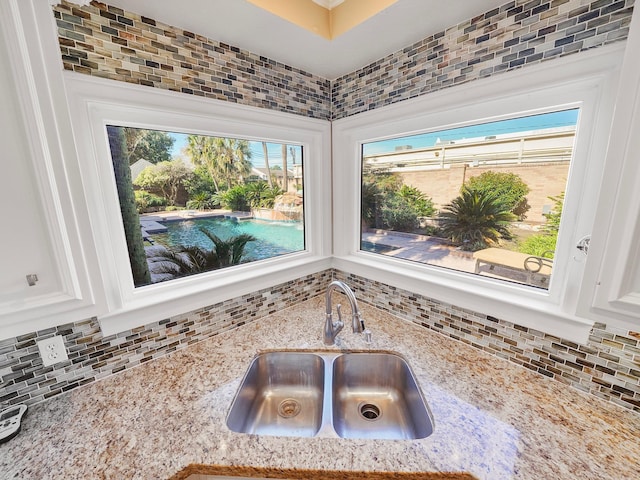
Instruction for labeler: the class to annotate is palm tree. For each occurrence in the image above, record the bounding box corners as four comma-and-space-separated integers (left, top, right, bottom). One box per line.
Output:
281, 143, 288, 192
107, 126, 151, 287
261, 142, 272, 188
439, 188, 515, 251
148, 227, 256, 279
186, 135, 221, 192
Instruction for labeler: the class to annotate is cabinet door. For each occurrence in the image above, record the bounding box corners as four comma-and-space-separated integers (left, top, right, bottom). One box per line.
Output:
0, 44, 60, 306
588, 8, 640, 320
0, 0, 99, 339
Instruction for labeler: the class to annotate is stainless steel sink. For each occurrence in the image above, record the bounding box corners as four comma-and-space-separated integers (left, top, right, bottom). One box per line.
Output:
226, 351, 434, 439
226, 352, 325, 437
332, 352, 433, 439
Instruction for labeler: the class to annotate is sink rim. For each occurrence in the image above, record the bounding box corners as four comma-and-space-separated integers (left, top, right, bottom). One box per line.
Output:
226, 349, 434, 440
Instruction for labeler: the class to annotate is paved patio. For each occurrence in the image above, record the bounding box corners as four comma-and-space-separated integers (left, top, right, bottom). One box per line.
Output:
361, 229, 550, 288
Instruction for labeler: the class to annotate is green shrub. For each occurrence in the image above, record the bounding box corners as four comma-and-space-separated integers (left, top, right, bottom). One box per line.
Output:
219, 185, 250, 211
186, 192, 217, 210
466, 171, 530, 220
398, 185, 436, 217
381, 196, 419, 231
518, 234, 556, 257
134, 190, 167, 213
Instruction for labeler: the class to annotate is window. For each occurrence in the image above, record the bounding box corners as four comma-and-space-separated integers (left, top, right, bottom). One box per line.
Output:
360, 109, 578, 290
106, 126, 305, 287
332, 47, 623, 342
64, 74, 331, 335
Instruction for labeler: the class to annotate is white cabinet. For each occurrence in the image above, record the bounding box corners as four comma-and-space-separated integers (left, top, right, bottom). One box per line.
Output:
0, 0, 98, 339
586, 7, 640, 324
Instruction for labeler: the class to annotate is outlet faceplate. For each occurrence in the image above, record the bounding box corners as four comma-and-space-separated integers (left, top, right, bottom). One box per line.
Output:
37, 335, 69, 367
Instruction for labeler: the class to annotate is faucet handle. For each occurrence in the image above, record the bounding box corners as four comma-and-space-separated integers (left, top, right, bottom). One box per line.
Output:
336, 304, 343, 324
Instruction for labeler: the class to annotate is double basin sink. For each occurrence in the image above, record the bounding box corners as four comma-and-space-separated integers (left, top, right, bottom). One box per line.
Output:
226, 351, 434, 440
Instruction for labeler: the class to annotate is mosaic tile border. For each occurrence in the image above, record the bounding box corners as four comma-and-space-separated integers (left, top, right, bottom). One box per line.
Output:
331, 0, 634, 119
54, 1, 331, 120
0, 270, 332, 407
334, 270, 640, 413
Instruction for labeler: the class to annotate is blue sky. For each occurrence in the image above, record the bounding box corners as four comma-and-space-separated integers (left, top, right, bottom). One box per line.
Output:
166, 109, 578, 165
362, 109, 579, 156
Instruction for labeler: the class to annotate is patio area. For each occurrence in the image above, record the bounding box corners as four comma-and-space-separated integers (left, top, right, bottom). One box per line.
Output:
361, 229, 551, 289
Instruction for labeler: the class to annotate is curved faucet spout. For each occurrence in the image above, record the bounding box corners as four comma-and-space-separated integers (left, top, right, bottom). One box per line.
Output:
323, 281, 364, 345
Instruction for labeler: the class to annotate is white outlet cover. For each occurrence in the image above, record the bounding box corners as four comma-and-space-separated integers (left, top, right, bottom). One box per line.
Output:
37, 335, 69, 367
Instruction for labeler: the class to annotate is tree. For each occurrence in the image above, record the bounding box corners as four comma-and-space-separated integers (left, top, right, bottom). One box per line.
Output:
123, 127, 174, 165
261, 142, 272, 188
439, 188, 515, 251
133, 160, 192, 206
107, 126, 151, 286
281, 143, 288, 192
466, 171, 530, 220
186, 136, 252, 191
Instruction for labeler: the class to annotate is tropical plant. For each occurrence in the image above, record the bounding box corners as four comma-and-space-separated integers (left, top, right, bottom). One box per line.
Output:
134, 190, 167, 213
439, 188, 515, 251
148, 228, 256, 278
465, 171, 530, 220
244, 181, 283, 209
122, 127, 174, 165
107, 126, 151, 286
219, 185, 250, 211
186, 192, 216, 210
133, 160, 192, 206
186, 136, 252, 191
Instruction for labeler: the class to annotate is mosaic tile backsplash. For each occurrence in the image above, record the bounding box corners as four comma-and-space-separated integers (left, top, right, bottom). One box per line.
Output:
0, 270, 332, 407
332, 0, 634, 119
2, 269, 639, 414
53, 1, 331, 119
3, 0, 635, 413
334, 271, 640, 413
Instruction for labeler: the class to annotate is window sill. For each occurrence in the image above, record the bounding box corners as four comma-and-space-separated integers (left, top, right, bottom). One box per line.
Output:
332, 254, 594, 344
99, 255, 332, 336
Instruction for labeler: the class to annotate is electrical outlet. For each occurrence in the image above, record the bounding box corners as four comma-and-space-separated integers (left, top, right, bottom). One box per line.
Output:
37, 335, 69, 367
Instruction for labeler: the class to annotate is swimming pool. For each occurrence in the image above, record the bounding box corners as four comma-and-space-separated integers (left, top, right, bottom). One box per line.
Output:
150, 217, 305, 261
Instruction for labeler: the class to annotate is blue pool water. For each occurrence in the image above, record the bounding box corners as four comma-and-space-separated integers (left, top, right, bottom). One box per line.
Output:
150, 217, 305, 261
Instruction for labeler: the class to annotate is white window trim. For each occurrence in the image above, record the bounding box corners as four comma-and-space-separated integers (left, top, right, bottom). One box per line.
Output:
64, 73, 332, 336
332, 44, 625, 343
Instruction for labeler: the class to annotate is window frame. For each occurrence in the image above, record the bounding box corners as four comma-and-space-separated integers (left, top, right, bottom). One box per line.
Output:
332, 44, 624, 343
64, 73, 332, 336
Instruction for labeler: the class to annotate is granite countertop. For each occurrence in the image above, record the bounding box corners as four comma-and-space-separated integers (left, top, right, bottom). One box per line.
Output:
1, 296, 639, 479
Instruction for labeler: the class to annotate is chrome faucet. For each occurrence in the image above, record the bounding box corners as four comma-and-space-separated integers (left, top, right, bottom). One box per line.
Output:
323, 280, 365, 345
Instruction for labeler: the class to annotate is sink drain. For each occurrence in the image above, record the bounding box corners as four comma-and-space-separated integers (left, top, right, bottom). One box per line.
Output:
359, 403, 381, 421
278, 399, 301, 418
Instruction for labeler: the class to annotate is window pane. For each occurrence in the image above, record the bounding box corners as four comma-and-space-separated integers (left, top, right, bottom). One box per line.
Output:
360, 109, 578, 290
107, 126, 304, 287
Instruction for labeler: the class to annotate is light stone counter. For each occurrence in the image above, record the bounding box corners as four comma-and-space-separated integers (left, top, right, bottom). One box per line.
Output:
1, 296, 639, 479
